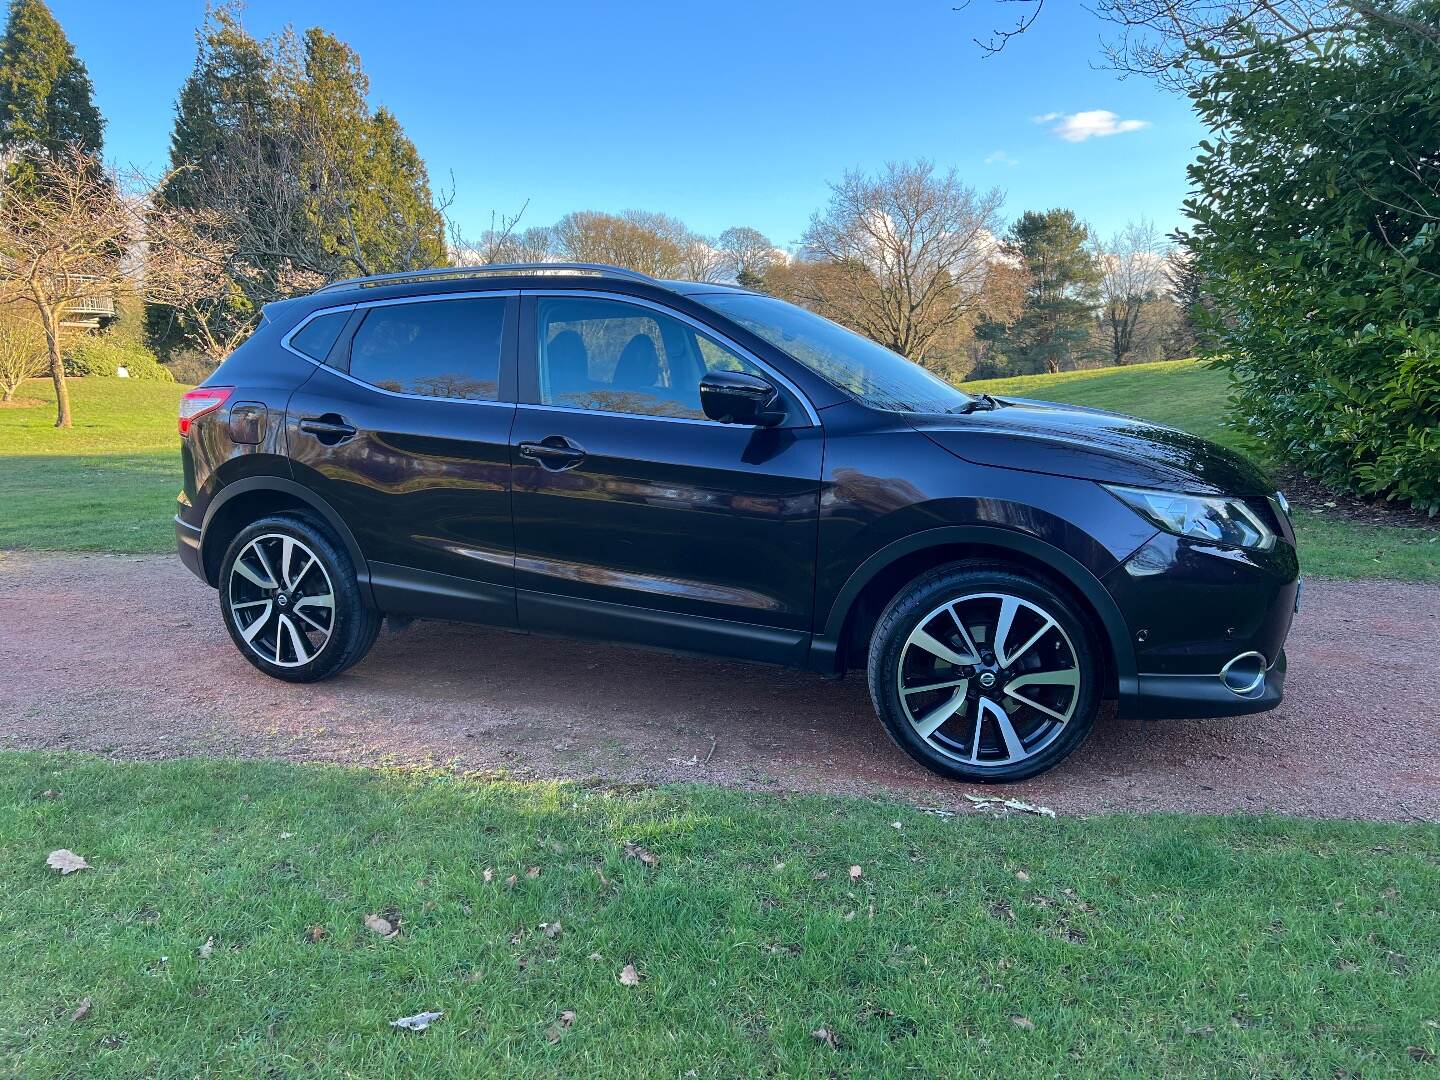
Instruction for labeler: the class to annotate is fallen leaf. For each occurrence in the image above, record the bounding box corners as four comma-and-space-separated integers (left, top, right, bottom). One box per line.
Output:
509, 928, 525, 946
1409, 1046, 1437, 1064
505, 874, 518, 888
849, 865, 863, 882
541, 921, 563, 939
546, 1009, 577, 1042
812, 871, 829, 881
40, 789, 60, 799
278, 831, 294, 840
588, 951, 603, 961
595, 867, 611, 887
810, 1026, 839, 1049
364, 913, 399, 940
623, 842, 659, 868
483, 868, 494, 884
890, 821, 902, 830
46, 849, 91, 875
305, 925, 327, 943
197, 937, 214, 959
1184, 1025, 1215, 1037
1011, 1015, 1035, 1031
618, 963, 642, 987
1015, 870, 1031, 882
773, 862, 785, 872
70, 997, 91, 1022
525, 866, 541, 879
389, 1010, 442, 1032
842, 910, 856, 922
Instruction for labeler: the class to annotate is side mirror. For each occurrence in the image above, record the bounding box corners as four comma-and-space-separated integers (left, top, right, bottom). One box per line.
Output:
699, 370, 783, 427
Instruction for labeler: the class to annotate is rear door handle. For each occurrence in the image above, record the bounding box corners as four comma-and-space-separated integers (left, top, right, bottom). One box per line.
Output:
518, 437, 587, 471
298, 416, 357, 444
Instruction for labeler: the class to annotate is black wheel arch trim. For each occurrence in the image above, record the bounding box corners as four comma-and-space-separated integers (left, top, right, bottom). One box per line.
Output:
199, 476, 375, 607
809, 525, 1138, 696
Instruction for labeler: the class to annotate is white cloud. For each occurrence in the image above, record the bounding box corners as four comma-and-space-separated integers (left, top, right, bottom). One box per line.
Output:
984, 150, 1019, 167
1035, 109, 1151, 142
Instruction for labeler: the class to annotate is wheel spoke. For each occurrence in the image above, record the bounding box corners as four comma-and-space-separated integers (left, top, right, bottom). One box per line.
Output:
240, 601, 273, 643
946, 603, 982, 659
294, 593, 333, 612
907, 627, 978, 668
294, 607, 330, 636
231, 598, 270, 611
278, 614, 311, 664
999, 617, 1054, 668
981, 696, 1027, 762
1007, 691, 1070, 723
912, 690, 968, 739
902, 677, 970, 696
252, 542, 280, 591
233, 555, 277, 590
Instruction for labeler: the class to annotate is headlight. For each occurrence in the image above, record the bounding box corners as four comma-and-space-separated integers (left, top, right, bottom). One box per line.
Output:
1105, 484, 1277, 551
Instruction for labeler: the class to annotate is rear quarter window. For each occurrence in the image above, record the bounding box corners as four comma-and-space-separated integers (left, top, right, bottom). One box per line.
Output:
288, 311, 350, 362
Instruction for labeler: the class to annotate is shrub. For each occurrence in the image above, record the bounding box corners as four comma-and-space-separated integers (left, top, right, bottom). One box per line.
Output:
161, 350, 220, 387
64, 334, 174, 381
1186, 8, 1440, 514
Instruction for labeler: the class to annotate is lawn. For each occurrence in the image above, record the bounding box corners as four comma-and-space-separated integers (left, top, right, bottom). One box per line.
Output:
0, 751, 1435, 1077
0, 378, 185, 554
1, 367, 1436, 580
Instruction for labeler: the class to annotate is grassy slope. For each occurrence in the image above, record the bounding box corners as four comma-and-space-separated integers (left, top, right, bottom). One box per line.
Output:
1, 752, 1435, 1077
0, 379, 185, 553
968, 360, 1439, 581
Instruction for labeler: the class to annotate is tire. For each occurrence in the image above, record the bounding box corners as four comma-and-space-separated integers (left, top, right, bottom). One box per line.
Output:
218, 513, 381, 683
866, 561, 1100, 782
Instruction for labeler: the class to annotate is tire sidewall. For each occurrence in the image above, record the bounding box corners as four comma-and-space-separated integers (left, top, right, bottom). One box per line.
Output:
868, 565, 1100, 783
218, 514, 366, 683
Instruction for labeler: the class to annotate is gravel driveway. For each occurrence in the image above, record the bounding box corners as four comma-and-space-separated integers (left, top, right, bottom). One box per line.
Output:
2, 550, 1436, 821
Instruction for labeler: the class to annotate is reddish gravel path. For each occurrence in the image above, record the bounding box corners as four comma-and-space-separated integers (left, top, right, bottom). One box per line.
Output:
1, 550, 1436, 821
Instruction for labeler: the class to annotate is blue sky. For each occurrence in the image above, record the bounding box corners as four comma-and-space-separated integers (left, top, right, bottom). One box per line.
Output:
50, 0, 1206, 248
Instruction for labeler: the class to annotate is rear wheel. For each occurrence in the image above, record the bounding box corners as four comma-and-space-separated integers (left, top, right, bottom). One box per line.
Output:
867, 563, 1100, 782
219, 514, 380, 682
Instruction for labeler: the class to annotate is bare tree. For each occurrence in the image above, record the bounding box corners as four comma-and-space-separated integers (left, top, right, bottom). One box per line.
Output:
677, 233, 730, 282
0, 305, 46, 401
1093, 218, 1170, 364
962, 1, 1438, 90
550, 210, 686, 276
717, 226, 778, 285
0, 149, 145, 426
796, 160, 1016, 363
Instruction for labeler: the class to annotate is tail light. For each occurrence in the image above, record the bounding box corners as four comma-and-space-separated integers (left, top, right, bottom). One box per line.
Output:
179, 386, 232, 436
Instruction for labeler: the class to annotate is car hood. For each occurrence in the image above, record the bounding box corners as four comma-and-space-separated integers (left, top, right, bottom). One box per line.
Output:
911, 396, 1275, 496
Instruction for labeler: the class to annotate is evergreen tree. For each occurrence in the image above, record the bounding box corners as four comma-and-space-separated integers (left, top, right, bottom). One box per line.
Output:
0, 0, 102, 173
1004, 209, 1101, 373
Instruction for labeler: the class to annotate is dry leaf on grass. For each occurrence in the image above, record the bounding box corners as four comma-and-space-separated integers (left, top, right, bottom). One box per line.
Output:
389, 1010, 442, 1031
623, 842, 659, 868
364, 913, 399, 940
483, 868, 494, 884
1015, 870, 1031, 882
848, 865, 863, 882
46, 849, 91, 875
197, 937, 214, 959
505, 874, 518, 888
40, 789, 60, 799
70, 997, 91, 1022
618, 963, 643, 987
546, 1010, 577, 1043
810, 1026, 839, 1049
1011, 1015, 1035, 1031
540, 921, 563, 939
305, 925, 327, 943
525, 866, 541, 879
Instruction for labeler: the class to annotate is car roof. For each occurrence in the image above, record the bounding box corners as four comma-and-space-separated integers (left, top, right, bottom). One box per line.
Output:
306, 263, 752, 304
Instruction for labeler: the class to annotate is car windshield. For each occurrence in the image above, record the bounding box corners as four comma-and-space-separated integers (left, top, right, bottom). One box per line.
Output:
693, 291, 975, 414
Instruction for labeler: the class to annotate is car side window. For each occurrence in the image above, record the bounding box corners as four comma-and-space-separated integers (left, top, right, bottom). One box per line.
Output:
535, 296, 767, 420
348, 298, 504, 401
289, 310, 349, 362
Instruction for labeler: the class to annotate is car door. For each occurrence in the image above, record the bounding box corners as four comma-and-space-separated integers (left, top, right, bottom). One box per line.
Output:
284, 292, 519, 626
510, 291, 824, 665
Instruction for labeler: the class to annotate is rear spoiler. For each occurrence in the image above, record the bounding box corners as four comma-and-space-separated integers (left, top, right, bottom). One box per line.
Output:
259, 297, 304, 326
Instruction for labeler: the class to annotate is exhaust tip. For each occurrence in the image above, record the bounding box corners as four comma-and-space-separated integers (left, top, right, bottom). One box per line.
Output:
1220, 651, 1267, 696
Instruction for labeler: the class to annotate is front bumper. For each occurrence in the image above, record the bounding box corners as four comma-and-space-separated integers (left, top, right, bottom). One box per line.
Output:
176, 514, 206, 583
1120, 649, 1286, 719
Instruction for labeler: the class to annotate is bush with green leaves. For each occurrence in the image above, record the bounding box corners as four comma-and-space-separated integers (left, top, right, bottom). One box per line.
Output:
64, 334, 173, 382
1186, 8, 1440, 514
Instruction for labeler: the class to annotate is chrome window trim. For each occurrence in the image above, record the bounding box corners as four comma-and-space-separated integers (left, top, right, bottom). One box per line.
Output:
523, 288, 822, 428
279, 290, 519, 408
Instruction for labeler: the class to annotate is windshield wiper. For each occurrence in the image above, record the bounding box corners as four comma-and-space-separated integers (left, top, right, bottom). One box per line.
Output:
950, 393, 999, 415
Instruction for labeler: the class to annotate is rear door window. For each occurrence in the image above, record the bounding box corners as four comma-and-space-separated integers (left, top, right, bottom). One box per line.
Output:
348, 298, 504, 401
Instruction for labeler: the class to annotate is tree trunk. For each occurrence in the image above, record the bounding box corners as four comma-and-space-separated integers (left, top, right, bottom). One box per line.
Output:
40, 305, 71, 428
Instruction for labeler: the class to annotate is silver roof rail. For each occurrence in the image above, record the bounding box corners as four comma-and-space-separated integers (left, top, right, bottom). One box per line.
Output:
315, 262, 657, 294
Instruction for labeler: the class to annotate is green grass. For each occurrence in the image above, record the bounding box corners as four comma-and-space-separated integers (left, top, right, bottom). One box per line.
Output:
0, 379, 185, 553
0, 752, 1435, 1077
969, 360, 1439, 582
1, 366, 1435, 580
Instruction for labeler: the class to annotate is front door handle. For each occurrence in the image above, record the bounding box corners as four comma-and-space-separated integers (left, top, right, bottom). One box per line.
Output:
518, 437, 587, 471
298, 415, 357, 445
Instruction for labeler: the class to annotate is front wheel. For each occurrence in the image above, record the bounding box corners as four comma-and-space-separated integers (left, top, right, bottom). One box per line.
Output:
867, 563, 1101, 782
219, 514, 381, 683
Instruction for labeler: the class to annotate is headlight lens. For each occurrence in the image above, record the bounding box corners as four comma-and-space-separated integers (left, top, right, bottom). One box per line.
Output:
1105, 484, 1276, 551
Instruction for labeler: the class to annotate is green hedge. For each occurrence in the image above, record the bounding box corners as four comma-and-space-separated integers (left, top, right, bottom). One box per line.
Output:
64, 335, 174, 382
1187, 10, 1440, 514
